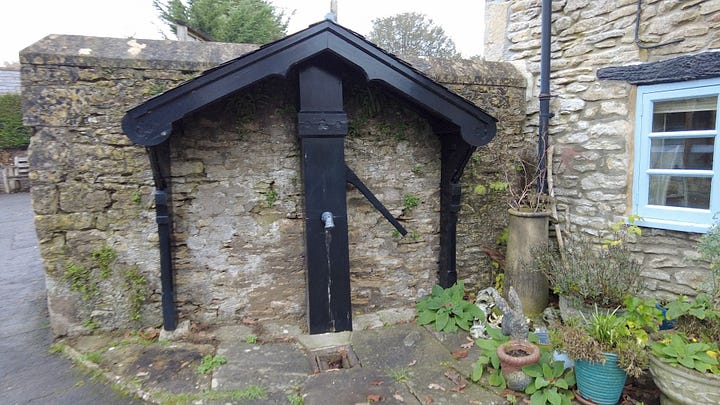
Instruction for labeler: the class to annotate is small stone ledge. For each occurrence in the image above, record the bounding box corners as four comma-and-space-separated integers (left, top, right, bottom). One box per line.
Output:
20, 34, 258, 70
597, 50, 720, 85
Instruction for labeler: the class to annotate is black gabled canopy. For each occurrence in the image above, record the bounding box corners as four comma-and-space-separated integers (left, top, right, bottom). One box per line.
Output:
122, 19, 497, 147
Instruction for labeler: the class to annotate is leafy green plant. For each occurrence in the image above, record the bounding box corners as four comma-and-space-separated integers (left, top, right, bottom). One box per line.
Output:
287, 393, 304, 405
0, 93, 30, 149
650, 333, 719, 375
124, 266, 147, 322
131, 191, 142, 206
553, 309, 647, 378
652, 292, 720, 376
83, 318, 100, 330
265, 184, 278, 207
471, 325, 509, 388
403, 193, 421, 211
698, 214, 720, 305
197, 354, 228, 375
535, 235, 643, 308
92, 245, 116, 279
388, 367, 409, 383
63, 262, 98, 301
245, 334, 258, 344
416, 281, 484, 333
623, 296, 664, 344
522, 361, 576, 405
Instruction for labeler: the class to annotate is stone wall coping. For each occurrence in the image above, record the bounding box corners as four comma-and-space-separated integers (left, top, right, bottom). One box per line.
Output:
20, 35, 525, 89
403, 56, 526, 88
20, 34, 259, 70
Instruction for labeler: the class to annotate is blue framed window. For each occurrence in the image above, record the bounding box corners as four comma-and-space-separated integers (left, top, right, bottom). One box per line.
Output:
633, 78, 720, 233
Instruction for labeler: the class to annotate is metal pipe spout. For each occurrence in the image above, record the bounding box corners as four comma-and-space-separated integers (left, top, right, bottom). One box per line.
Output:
321, 211, 335, 229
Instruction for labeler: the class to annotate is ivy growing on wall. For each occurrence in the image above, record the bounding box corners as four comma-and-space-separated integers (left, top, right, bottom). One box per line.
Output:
0, 94, 30, 149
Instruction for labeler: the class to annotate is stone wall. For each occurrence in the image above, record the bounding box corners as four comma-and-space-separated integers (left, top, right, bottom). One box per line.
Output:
485, 0, 720, 300
22, 35, 525, 336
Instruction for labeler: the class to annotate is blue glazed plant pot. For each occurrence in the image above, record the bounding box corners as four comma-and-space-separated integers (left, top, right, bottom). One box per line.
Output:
655, 303, 675, 330
574, 353, 627, 405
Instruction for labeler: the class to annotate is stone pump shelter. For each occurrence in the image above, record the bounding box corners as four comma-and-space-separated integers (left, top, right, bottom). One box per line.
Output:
122, 20, 498, 334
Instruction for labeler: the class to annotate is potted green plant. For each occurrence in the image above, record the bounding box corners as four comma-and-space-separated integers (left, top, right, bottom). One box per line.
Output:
536, 218, 644, 322
646, 219, 720, 404
552, 309, 647, 405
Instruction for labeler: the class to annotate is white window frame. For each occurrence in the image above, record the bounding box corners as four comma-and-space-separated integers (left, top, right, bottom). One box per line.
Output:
633, 77, 720, 233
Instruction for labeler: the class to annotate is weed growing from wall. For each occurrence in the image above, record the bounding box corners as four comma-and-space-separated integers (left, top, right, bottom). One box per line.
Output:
63, 262, 99, 301
125, 266, 147, 322
92, 245, 116, 279
403, 194, 421, 211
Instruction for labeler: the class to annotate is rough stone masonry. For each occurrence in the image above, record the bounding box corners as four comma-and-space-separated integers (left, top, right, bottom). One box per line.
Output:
22, 35, 526, 336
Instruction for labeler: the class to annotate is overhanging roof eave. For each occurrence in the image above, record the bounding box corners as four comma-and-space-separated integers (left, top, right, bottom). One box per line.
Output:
121, 20, 497, 147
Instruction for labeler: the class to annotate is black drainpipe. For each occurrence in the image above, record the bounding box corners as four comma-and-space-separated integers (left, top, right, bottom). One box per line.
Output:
538, 0, 552, 193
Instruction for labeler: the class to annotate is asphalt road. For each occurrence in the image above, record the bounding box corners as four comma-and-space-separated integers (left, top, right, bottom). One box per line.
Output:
0, 192, 141, 404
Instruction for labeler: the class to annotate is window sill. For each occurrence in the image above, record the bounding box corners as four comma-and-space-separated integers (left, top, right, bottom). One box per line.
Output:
635, 218, 709, 234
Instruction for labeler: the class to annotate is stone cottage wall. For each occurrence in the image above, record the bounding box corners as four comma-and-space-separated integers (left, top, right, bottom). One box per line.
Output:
22, 35, 525, 336
485, 0, 720, 300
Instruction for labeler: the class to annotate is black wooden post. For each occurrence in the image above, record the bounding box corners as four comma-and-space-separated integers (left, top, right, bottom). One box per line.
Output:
297, 65, 352, 334
147, 141, 176, 331
438, 134, 476, 288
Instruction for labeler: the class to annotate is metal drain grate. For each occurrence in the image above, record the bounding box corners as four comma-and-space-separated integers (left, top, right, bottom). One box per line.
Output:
309, 345, 360, 373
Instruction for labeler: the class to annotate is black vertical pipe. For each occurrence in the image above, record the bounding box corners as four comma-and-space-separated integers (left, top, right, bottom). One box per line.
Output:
154, 190, 176, 330
538, 0, 552, 193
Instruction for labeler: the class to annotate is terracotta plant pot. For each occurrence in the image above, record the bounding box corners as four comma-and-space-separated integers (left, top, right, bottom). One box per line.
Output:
497, 339, 541, 391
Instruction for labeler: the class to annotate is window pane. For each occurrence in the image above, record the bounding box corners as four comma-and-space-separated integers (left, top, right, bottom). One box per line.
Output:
648, 176, 711, 209
650, 138, 714, 170
652, 96, 717, 132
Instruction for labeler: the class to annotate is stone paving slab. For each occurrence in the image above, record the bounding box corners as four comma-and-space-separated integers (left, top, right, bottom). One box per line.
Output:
213, 342, 311, 400
303, 366, 419, 405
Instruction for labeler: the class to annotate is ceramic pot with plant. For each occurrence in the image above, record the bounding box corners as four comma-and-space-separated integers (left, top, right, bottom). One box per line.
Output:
536, 219, 644, 322
496, 339, 540, 391
646, 218, 720, 404
553, 308, 647, 405
648, 295, 720, 404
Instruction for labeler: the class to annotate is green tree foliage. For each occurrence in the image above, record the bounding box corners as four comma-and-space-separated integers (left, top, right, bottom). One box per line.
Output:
154, 0, 289, 44
0, 94, 30, 149
368, 12, 459, 58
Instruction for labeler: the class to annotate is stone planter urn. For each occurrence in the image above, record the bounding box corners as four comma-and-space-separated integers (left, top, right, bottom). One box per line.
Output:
558, 295, 621, 323
505, 208, 549, 317
496, 339, 540, 391
649, 354, 720, 405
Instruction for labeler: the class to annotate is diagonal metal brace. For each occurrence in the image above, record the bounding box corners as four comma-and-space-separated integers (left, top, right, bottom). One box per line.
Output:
345, 165, 407, 236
